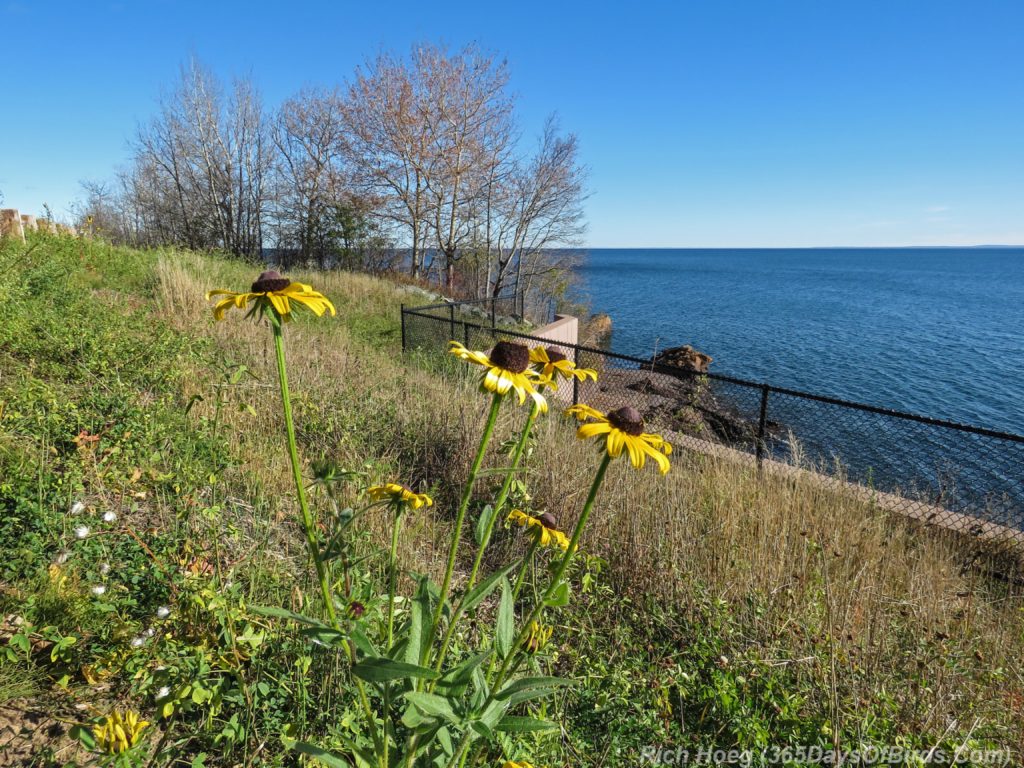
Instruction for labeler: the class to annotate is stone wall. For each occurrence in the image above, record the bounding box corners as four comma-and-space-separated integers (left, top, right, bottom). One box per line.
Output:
0, 208, 79, 243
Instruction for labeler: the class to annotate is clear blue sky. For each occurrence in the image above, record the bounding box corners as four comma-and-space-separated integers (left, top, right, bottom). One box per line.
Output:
2, 0, 1022, 247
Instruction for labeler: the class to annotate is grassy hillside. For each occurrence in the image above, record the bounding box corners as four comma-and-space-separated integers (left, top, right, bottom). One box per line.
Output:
1, 234, 1021, 766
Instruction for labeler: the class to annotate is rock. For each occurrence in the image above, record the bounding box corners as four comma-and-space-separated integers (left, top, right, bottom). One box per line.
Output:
580, 313, 612, 346
652, 344, 713, 374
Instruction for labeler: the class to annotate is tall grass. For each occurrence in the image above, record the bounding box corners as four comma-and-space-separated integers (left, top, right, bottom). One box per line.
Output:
155, 252, 1024, 751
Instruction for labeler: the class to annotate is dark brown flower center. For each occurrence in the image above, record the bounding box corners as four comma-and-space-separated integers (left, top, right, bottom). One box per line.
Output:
489, 341, 530, 373
607, 406, 644, 436
537, 512, 558, 530
544, 347, 567, 364
347, 601, 366, 618
252, 270, 290, 293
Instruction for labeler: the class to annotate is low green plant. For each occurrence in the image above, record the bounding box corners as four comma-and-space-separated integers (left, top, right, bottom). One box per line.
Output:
202, 273, 674, 767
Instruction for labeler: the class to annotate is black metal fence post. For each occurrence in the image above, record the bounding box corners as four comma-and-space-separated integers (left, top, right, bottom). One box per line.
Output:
756, 384, 770, 469
463, 320, 470, 348
400, 297, 1024, 543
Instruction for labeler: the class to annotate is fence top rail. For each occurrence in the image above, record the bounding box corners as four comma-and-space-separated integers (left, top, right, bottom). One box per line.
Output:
403, 305, 1024, 444
408, 295, 517, 313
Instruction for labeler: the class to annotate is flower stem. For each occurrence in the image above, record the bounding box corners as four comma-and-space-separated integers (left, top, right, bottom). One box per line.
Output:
467, 399, 539, 590
492, 452, 612, 687
424, 392, 503, 661
431, 400, 539, 672
511, 538, 541, 600
387, 508, 403, 649
270, 315, 385, 764
270, 315, 336, 626
448, 453, 613, 768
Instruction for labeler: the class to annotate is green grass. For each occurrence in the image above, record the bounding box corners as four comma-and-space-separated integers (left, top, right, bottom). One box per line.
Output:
1, 233, 1022, 766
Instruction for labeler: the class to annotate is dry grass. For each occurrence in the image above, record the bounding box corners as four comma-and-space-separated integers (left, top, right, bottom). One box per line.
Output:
154, 252, 1024, 748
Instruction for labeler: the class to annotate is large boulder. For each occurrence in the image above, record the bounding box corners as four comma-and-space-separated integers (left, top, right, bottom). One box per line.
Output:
652, 344, 713, 374
580, 313, 613, 346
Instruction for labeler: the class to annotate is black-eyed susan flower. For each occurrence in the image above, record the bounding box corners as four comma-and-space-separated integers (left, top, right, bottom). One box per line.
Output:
206, 271, 336, 322
567, 404, 672, 475
507, 509, 571, 551
92, 709, 150, 754
523, 620, 553, 654
449, 341, 550, 412
367, 483, 433, 510
529, 346, 597, 387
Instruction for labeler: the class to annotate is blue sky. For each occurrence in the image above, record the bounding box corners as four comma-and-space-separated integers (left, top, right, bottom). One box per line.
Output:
2, 0, 1022, 247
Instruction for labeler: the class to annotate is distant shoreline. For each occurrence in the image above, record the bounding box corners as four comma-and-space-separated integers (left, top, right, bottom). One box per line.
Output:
575, 244, 1024, 251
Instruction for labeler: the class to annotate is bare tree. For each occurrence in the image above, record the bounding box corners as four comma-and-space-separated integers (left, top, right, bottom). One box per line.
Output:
417, 44, 514, 290
125, 59, 268, 258
477, 116, 587, 303
343, 50, 437, 279
269, 87, 347, 267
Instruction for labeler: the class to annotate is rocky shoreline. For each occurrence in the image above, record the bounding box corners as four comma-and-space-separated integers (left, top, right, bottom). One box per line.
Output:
584, 344, 777, 448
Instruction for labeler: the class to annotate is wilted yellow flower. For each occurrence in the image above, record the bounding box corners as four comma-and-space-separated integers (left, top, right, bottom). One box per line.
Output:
523, 620, 553, 654
529, 346, 597, 387
566, 404, 672, 474
367, 483, 433, 510
449, 341, 549, 412
206, 271, 335, 322
92, 709, 150, 754
507, 509, 571, 551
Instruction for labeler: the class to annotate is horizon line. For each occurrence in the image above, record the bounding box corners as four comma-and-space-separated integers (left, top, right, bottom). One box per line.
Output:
578, 244, 1024, 250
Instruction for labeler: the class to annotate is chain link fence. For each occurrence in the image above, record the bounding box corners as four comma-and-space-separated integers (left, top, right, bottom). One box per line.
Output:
402, 301, 1024, 545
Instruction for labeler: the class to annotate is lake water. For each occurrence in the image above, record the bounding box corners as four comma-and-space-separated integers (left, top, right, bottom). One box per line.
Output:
572, 248, 1024, 435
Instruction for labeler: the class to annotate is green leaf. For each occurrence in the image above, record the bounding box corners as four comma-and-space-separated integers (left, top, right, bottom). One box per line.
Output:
474, 505, 496, 546
437, 651, 491, 691
495, 578, 514, 659
495, 676, 573, 707
70, 725, 97, 750
286, 739, 373, 768
350, 626, 377, 657
352, 657, 440, 683
477, 698, 508, 731
545, 580, 570, 607
461, 562, 518, 613
437, 725, 454, 756
404, 577, 431, 665
251, 605, 330, 627
300, 626, 348, 648
496, 715, 560, 733
404, 691, 458, 723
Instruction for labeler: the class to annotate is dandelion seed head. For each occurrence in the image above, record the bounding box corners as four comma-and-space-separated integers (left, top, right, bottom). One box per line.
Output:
156, 606, 170, 619
130, 636, 146, 648
156, 686, 170, 699
69, 501, 85, 515
55, 550, 71, 565
91, 585, 106, 596
74, 525, 90, 539
102, 511, 117, 523
99, 562, 110, 575
144, 627, 155, 637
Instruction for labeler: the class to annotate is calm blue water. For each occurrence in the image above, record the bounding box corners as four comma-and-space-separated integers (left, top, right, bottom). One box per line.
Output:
573, 249, 1024, 435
